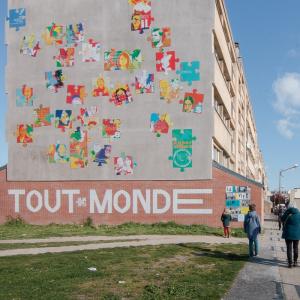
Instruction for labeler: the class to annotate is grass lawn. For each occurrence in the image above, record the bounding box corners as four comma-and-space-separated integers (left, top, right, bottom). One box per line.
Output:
0, 220, 246, 240
0, 242, 248, 300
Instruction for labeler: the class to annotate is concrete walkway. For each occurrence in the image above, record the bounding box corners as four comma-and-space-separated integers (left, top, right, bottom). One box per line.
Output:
224, 215, 300, 300
0, 234, 246, 257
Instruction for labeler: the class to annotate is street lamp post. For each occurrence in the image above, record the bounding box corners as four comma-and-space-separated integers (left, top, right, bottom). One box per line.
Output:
278, 164, 299, 193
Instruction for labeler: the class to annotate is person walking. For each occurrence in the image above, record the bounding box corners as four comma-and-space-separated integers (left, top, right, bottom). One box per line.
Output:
244, 204, 261, 257
221, 208, 232, 238
278, 206, 284, 230
281, 203, 300, 268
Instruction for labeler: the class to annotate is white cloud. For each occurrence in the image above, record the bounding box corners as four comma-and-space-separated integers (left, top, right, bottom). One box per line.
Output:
287, 49, 300, 58
273, 73, 300, 138
276, 119, 294, 139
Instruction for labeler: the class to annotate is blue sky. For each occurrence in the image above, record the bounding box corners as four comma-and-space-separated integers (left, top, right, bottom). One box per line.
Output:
1, 0, 300, 191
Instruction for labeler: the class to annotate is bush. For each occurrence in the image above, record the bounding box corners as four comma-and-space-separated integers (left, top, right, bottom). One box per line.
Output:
83, 216, 95, 228
5, 215, 26, 226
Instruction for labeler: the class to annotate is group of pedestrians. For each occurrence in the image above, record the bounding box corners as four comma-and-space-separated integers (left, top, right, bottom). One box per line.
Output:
221, 202, 300, 268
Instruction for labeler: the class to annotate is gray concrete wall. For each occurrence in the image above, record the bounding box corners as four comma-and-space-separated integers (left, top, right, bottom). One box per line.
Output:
6, 0, 214, 181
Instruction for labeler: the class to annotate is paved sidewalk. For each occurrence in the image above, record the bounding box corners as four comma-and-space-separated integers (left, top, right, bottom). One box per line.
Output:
0, 234, 246, 257
224, 215, 300, 300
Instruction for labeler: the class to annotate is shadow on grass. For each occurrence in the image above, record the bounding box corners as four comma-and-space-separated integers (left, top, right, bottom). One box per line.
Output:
177, 243, 248, 261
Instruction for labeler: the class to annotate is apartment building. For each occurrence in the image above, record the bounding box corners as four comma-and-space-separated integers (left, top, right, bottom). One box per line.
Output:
0, 0, 266, 226
213, 0, 266, 185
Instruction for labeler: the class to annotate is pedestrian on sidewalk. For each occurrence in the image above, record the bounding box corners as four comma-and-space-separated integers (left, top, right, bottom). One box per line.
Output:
281, 203, 300, 268
244, 204, 261, 257
221, 208, 232, 238
278, 206, 284, 230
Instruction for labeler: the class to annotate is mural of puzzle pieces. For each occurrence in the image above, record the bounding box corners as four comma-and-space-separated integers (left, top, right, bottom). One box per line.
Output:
156, 51, 179, 74
176, 61, 200, 86
66, 85, 87, 105
90, 144, 112, 166
80, 38, 101, 62
16, 84, 35, 107
33, 105, 54, 127
148, 27, 171, 49
65, 23, 84, 47
114, 152, 136, 175
92, 75, 110, 97
110, 84, 133, 106
159, 78, 181, 103
168, 129, 196, 172
45, 70, 65, 92
20, 34, 41, 57
135, 71, 154, 94
180, 89, 204, 113
130, 1, 154, 34
48, 142, 69, 163
102, 119, 121, 140
7, 8, 26, 31
150, 113, 172, 137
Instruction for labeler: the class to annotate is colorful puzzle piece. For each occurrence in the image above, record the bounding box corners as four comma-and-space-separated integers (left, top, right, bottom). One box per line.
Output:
156, 51, 179, 74
55, 110, 73, 132
16, 84, 35, 107
135, 71, 154, 94
48, 142, 69, 163
102, 119, 121, 140
176, 61, 200, 86
92, 75, 110, 97
65, 23, 84, 47
42, 23, 64, 46
179, 89, 204, 113
77, 106, 99, 129
70, 127, 88, 169
7, 8, 26, 31
150, 113, 172, 137
90, 144, 112, 166
66, 85, 87, 105
114, 152, 135, 175
131, 1, 154, 34
54, 47, 75, 67
16, 124, 33, 144
33, 105, 54, 127
45, 70, 65, 92
159, 78, 181, 103
168, 129, 196, 172
80, 39, 101, 62
20, 34, 41, 57
110, 84, 133, 106
147, 27, 171, 49
104, 49, 142, 71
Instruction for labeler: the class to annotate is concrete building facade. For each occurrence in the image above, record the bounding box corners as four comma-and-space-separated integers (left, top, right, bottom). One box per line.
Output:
0, 0, 266, 226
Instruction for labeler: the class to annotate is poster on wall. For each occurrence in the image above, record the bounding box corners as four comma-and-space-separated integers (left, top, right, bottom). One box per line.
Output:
225, 186, 251, 222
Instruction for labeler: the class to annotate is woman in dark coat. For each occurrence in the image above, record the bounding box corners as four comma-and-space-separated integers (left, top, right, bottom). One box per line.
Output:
281, 204, 300, 268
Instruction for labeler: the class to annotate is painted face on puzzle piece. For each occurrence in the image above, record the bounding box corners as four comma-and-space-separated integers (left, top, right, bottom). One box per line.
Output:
183, 97, 194, 112
118, 52, 130, 69
159, 81, 170, 98
60, 111, 70, 125
132, 14, 141, 30
96, 77, 105, 89
22, 85, 33, 101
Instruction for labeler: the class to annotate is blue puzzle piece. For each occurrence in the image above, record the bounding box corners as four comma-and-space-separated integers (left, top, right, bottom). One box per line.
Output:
6, 8, 26, 31
176, 61, 200, 86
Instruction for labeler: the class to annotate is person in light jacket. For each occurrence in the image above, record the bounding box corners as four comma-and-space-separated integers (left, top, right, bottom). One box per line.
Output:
221, 208, 232, 238
281, 203, 300, 268
244, 204, 261, 257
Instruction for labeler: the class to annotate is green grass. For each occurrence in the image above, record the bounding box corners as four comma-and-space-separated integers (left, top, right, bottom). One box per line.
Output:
0, 221, 246, 240
0, 242, 248, 300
